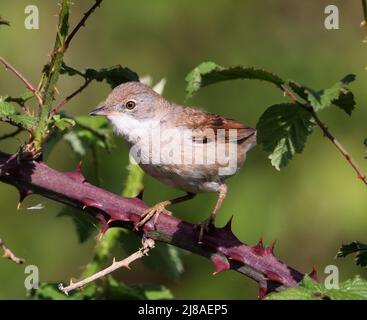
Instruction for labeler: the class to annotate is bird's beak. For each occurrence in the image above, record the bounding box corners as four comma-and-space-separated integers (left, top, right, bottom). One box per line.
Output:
89, 105, 111, 116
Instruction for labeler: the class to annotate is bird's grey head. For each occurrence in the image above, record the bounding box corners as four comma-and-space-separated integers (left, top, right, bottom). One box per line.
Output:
89, 81, 169, 121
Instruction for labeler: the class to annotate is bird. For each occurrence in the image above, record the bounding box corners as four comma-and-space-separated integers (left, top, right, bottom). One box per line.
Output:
89, 81, 256, 241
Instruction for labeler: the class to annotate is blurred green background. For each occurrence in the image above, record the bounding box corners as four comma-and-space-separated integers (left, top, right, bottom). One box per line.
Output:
0, 0, 367, 299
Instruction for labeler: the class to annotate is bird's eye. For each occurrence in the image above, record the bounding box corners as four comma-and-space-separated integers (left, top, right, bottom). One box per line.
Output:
125, 100, 136, 110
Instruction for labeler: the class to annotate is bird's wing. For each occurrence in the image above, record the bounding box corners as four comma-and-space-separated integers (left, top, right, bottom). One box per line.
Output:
173, 106, 256, 144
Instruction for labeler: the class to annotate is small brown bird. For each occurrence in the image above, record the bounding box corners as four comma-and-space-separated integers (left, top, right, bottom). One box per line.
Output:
90, 81, 256, 240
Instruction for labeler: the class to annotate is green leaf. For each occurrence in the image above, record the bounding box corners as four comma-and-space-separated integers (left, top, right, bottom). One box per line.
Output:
337, 241, 367, 268
0, 97, 36, 130
32, 282, 97, 300
0, 97, 17, 116
266, 275, 367, 300
52, 114, 76, 130
266, 276, 322, 300
143, 243, 185, 280
61, 63, 139, 89
7, 114, 37, 130
256, 103, 314, 170
58, 206, 97, 243
305, 74, 356, 114
62, 116, 114, 158
185, 61, 284, 98
332, 89, 355, 116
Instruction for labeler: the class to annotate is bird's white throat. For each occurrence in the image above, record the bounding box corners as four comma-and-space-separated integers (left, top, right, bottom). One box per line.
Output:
108, 114, 158, 144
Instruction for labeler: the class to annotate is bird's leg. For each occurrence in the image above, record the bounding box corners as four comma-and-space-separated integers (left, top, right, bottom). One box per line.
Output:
135, 192, 196, 230
199, 184, 227, 242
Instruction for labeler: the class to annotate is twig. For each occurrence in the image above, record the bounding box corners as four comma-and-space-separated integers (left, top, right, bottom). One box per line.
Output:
0, 238, 25, 264
63, 0, 103, 51
0, 55, 43, 105
59, 237, 155, 295
0, 128, 23, 141
54, 78, 92, 113
282, 85, 367, 186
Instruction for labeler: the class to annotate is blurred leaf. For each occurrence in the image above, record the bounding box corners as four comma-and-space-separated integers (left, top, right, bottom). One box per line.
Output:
58, 206, 97, 243
266, 275, 367, 300
33, 283, 97, 300
185, 61, 284, 98
52, 114, 75, 130
62, 116, 114, 158
305, 74, 356, 114
21, 90, 35, 102
337, 241, 367, 268
144, 243, 184, 280
61, 63, 139, 89
256, 103, 314, 170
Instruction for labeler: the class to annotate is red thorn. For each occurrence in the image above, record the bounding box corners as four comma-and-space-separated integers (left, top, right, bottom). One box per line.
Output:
258, 234, 264, 247
95, 214, 109, 240
264, 240, 277, 255
266, 271, 284, 284
81, 197, 103, 210
223, 215, 234, 231
309, 265, 319, 283
258, 285, 267, 300
17, 187, 32, 209
211, 255, 230, 275
65, 162, 86, 183
252, 235, 266, 256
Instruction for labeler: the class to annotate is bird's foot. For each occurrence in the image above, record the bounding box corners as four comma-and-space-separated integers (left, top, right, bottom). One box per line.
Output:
134, 201, 171, 230
197, 216, 215, 244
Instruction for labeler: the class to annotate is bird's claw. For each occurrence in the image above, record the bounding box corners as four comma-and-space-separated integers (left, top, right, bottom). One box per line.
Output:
197, 216, 215, 244
134, 202, 171, 230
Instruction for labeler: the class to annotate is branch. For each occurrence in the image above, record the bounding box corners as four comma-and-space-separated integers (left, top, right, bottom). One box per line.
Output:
0, 237, 25, 264
0, 151, 305, 298
59, 237, 155, 295
63, 0, 103, 51
0, 55, 43, 105
54, 78, 92, 113
282, 85, 367, 186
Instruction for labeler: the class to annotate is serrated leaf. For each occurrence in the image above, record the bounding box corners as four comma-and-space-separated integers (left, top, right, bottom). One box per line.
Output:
337, 241, 367, 268
61, 63, 139, 89
256, 103, 314, 170
0, 97, 17, 116
305, 74, 356, 113
266, 275, 367, 300
185, 61, 284, 98
7, 114, 36, 130
52, 114, 75, 130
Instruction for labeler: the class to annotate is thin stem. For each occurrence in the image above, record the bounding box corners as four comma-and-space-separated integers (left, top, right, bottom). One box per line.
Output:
0, 238, 25, 264
54, 78, 92, 113
59, 237, 154, 295
0, 128, 23, 141
63, 0, 103, 51
33, 0, 70, 149
282, 85, 367, 186
0, 55, 43, 105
